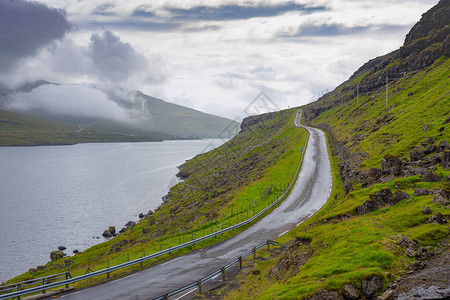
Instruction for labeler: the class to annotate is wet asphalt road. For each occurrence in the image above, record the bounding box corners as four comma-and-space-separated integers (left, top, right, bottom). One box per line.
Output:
61, 111, 332, 300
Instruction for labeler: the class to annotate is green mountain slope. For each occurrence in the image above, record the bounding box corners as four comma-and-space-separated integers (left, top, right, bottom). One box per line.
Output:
130, 91, 239, 138
208, 1, 449, 299
0, 109, 171, 146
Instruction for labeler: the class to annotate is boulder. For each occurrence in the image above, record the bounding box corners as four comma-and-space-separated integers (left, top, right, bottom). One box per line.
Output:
109, 226, 116, 235
378, 289, 394, 300
422, 172, 440, 182
381, 155, 403, 176
306, 288, 342, 300
433, 194, 450, 206
361, 275, 383, 298
441, 150, 450, 168
422, 206, 432, 214
428, 212, 447, 224
437, 140, 449, 152
102, 230, 112, 238
50, 250, 65, 261
73, 249, 79, 254
124, 221, 136, 228
392, 191, 410, 203
368, 168, 383, 179
413, 188, 430, 196
409, 150, 425, 161
58, 246, 66, 251
424, 144, 437, 155
29, 268, 37, 274
138, 213, 145, 219
357, 188, 409, 215
342, 284, 360, 300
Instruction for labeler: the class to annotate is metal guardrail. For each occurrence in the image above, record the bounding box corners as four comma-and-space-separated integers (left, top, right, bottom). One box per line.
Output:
0, 272, 71, 296
153, 240, 278, 300
0, 111, 309, 300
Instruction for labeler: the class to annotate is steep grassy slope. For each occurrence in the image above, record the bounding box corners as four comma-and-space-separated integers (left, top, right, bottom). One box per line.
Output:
0, 109, 170, 146
2, 109, 308, 291
208, 2, 449, 299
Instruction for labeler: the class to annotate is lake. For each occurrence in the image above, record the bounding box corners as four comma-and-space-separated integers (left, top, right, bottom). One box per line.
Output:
0, 139, 224, 282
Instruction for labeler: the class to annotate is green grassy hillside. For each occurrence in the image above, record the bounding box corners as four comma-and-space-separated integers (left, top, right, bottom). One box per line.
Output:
209, 1, 449, 299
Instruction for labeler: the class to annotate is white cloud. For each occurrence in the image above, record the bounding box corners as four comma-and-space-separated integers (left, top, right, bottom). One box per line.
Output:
6, 84, 128, 121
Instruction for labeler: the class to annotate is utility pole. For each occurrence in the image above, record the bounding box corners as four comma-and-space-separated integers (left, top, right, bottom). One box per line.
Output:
385, 72, 388, 108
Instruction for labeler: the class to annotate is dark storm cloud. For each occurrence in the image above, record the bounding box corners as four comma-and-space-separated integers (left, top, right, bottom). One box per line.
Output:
281, 23, 411, 38
88, 31, 150, 82
164, 3, 327, 21
0, 0, 70, 70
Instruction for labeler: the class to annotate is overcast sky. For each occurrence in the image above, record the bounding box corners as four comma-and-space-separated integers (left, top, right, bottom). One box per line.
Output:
0, 0, 439, 119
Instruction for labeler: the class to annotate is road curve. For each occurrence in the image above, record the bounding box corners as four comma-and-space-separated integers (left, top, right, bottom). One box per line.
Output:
61, 111, 332, 300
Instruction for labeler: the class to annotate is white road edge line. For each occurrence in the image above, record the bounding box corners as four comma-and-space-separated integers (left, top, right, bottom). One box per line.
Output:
108, 272, 139, 284
278, 230, 289, 237
174, 287, 197, 300
296, 221, 304, 227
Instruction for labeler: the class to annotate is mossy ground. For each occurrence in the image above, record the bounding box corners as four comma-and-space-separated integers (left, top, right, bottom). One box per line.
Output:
2, 109, 308, 294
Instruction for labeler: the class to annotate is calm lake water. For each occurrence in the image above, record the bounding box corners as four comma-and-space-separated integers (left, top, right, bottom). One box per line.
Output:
0, 139, 224, 282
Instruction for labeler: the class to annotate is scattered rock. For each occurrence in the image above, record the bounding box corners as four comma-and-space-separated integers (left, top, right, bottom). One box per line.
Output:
73, 249, 79, 254
306, 288, 342, 300
361, 275, 383, 298
413, 188, 430, 196
422, 206, 432, 214
423, 124, 429, 131
142, 227, 151, 234
58, 246, 66, 251
125, 221, 136, 228
50, 250, 65, 261
369, 168, 383, 179
252, 270, 261, 275
357, 188, 409, 215
409, 150, 425, 161
445, 175, 450, 181
138, 213, 144, 219
110, 239, 131, 253
422, 172, 440, 182
444, 116, 450, 125
29, 268, 37, 274
437, 140, 449, 152
342, 284, 360, 300
406, 247, 417, 258
433, 194, 450, 206
378, 289, 394, 300
36, 265, 45, 271
424, 144, 437, 155
102, 230, 112, 238
381, 155, 403, 176
428, 212, 447, 224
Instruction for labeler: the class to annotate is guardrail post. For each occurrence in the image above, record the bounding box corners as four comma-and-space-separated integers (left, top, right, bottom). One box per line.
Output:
42, 277, 46, 294
164, 293, 169, 300
65, 272, 70, 288
198, 279, 202, 295
253, 247, 256, 259
222, 266, 226, 281
17, 284, 21, 300
107, 258, 110, 279
239, 256, 242, 269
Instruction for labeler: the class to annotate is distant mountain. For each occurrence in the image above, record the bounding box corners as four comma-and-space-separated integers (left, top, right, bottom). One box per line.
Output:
0, 83, 239, 142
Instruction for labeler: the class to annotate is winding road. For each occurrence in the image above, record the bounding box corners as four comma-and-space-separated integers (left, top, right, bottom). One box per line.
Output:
61, 111, 332, 300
